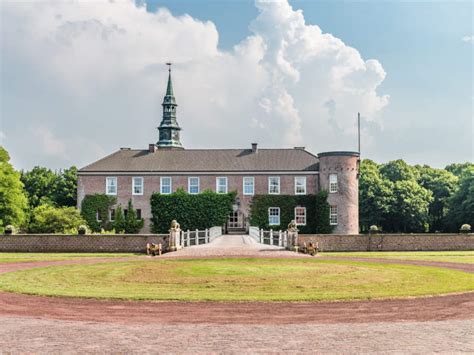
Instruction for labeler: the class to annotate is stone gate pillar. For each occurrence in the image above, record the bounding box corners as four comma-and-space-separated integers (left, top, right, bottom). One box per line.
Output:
169, 220, 182, 251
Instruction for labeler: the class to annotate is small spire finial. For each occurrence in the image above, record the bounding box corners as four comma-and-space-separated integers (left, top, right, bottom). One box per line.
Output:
166, 62, 172, 73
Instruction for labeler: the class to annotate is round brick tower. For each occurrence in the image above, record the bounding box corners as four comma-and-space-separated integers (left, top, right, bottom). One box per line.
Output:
318, 151, 360, 235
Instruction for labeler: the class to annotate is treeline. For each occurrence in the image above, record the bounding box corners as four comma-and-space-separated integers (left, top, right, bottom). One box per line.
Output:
360, 159, 473, 233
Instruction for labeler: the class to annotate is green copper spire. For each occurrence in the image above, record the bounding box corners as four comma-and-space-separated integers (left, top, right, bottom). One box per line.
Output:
156, 63, 183, 149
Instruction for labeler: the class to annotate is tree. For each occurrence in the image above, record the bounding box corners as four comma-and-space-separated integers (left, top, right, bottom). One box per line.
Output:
28, 204, 86, 234
446, 166, 474, 231
113, 205, 126, 233
21, 166, 57, 207
416, 165, 458, 232
386, 180, 433, 233
0, 146, 29, 229
445, 162, 474, 177
53, 166, 77, 207
123, 200, 144, 234
359, 160, 394, 231
380, 159, 418, 182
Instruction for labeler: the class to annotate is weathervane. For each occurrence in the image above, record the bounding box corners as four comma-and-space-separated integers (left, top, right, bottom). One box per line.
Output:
166, 62, 172, 73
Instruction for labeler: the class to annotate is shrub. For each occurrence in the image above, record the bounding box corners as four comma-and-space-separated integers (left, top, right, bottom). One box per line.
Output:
249, 191, 332, 234
113, 200, 144, 234
28, 205, 86, 234
80, 194, 116, 232
77, 225, 88, 235
150, 189, 235, 233
460, 224, 471, 233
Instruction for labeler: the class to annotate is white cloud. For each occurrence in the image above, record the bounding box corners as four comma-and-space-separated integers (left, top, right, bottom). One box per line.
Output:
461, 35, 474, 43
32, 127, 69, 160
1, 0, 388, 169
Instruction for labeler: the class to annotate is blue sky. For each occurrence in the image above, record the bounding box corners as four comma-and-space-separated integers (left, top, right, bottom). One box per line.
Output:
147, 0, 473, 165
1, 0, 472, 169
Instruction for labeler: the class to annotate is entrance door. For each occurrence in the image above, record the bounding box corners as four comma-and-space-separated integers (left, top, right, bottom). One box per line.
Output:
226, 210, 246, 233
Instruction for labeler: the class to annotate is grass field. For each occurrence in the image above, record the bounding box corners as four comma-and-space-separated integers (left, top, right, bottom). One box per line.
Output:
0, 253, 137, 264
323, 251, 474, 264
0, 258, 472, 301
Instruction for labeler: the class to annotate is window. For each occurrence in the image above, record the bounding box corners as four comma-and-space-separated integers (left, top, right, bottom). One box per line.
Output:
268, 207, 280, 225
124, 209, 128, 218
160, 177, 172, 194
268, 176, 280, 194
188, 177, 200, 194
330, 205, 338, 225
295, 177, 306, 195
329, 174, 338, 193
96, 210, 103, 222
106, 177, 117, 195
243, 177, 254, 195
109, 209, 115, 221
216, 177, 228, 194
136, 209, 142, 220
132, 177, 144, 195
295, 207, 306, 226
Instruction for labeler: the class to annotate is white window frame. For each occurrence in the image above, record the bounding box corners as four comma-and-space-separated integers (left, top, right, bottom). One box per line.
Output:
132, 177, 144, 195
268, 176, 280, 194
268, 207, 280, 226
294, 176, 307, 195
109, 209, 115, 221
294, 207, 307, 226
243, 176, 255, 196
330, 205, 338, 225
160, 177, 172, 194
106, 177, 117, 195
216, 177, 228, 194
329, 174, 338, 193
188, 177, 200, 194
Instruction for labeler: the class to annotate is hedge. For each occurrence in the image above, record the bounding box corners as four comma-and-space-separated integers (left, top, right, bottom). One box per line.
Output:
80, 194, 116, 232
249, 191, 332, 234
150, 188, 235, 233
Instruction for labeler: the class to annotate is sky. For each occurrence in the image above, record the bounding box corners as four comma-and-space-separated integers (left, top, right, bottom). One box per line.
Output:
1, 0, 472, 170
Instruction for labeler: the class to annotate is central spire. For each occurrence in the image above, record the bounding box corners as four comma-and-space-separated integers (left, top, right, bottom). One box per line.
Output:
156, 63, 183, 150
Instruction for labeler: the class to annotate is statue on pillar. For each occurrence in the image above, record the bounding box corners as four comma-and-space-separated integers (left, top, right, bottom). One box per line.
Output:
287, 220, 299, 251
169, 219, 182, 251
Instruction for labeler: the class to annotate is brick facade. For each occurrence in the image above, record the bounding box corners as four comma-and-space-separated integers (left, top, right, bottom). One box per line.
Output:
78, 173, 319, 233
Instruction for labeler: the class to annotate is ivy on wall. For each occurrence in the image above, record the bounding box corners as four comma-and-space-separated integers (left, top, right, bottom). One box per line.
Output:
249, 191, 332, 234
80, 194, 116, 232
150, 188, 236, 233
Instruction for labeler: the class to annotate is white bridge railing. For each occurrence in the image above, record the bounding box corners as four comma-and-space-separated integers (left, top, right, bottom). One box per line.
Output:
178, 226, 222, 248
249, 226, 295, 248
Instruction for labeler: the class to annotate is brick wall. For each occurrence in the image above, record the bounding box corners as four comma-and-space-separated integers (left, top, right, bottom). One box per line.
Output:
298, 233, 474, 252
0, 234, 169, 253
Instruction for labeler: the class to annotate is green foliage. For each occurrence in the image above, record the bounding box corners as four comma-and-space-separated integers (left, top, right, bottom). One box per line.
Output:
21, 166, 57, 208
249, 191, 332, 233
380, 159, 419, 182
113, 205, 126, 233
124, 200, 144, 234
28, 205, 86, 234
0, 146, 29, 229
53, 166, 77, 207
113, 200, 144, 234
416, 165, 458, 232
150, 189, 235, 233
359, 159, 394, 231
446, 166, 474, 230
80, 194, 116, 232
445, 163, 474, 177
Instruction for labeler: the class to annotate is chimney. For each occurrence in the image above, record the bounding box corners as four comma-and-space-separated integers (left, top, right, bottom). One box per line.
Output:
251, 143, 258, 153
148, 144, 157, 153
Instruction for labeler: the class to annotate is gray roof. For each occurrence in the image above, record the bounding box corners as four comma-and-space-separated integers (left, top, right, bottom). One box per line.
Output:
79, 148, 319, 173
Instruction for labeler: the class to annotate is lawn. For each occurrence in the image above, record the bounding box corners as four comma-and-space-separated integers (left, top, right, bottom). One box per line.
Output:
0, 258, 472, 301
0, 253, 137, 264
322, 251, 474, 264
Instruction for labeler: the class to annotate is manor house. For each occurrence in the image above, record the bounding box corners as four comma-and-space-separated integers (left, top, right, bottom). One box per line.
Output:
78, 68, 359, 234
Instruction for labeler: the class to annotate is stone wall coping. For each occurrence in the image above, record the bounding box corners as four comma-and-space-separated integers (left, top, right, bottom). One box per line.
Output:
2, 234, 169, 238
300, 233, 473, 237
